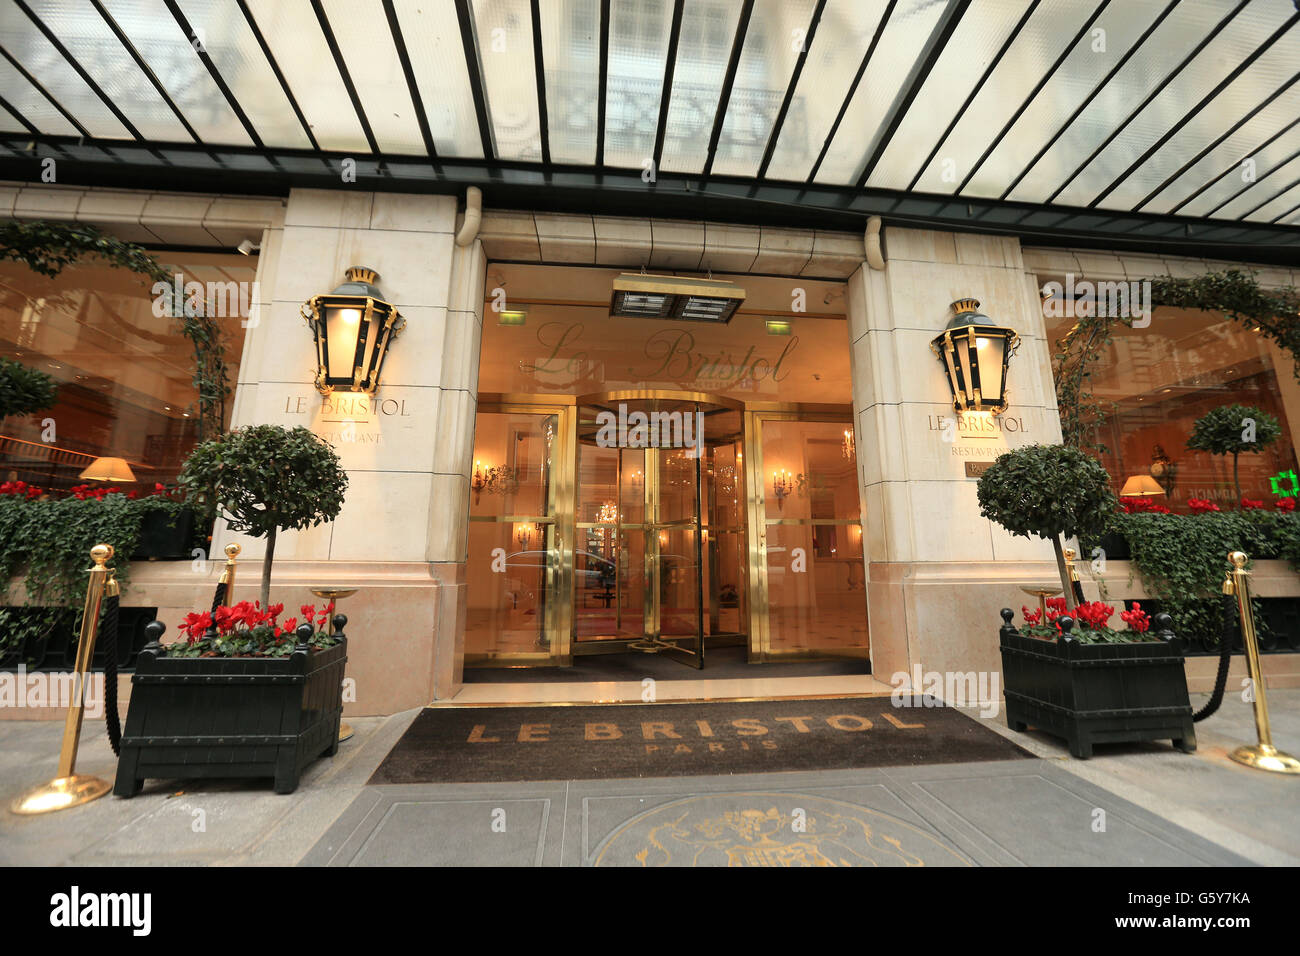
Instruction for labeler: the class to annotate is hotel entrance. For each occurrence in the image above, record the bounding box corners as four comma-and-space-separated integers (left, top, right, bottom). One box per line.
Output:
464, 264, 869, 674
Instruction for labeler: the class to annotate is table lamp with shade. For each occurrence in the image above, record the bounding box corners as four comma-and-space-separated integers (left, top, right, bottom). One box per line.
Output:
77, 457, 137, 483
1120, 474, 1165, 497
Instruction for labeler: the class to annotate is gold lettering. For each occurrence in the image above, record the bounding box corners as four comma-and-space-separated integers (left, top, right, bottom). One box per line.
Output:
732, 718, 768, 736
774, 716, 814, 733
641, 721, 680, 739
696, 720, 713, 737
826, 714, 873, 731
880, 712, 924, 730
585, 722, 622, 740
708, 742, 725, 752
467, 724, 499, 743
517, 723, 549, 742
673, 744, 692, 754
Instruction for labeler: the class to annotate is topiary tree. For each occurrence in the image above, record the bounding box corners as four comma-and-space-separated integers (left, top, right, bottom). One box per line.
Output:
178, 425, 348, 607
0, 357, 58, 422
1185, 404, 1281, 507
977, 444, 1118, 610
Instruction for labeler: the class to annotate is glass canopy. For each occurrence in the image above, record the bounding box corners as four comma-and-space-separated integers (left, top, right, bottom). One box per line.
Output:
1, 0, 1298, 232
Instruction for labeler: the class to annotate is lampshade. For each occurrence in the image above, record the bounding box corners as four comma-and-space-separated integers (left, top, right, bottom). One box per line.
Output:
1120, 474, 1165, 497
78, 457, 137, 482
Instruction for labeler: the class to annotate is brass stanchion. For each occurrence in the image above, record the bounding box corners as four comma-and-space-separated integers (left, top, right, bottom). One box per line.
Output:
220, 542, 241, 600
11, 544, 116, 814
1223, 551, 1300, 774
1063, 547, 1086, 605
311, 586, 357, 742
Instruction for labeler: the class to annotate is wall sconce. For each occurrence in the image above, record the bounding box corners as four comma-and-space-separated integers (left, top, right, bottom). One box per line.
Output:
841, 428, 855, 460
302, 266, 406, 395
772, 469, 792, 510
930, 298, 1019, 414
472, 459, 488, 505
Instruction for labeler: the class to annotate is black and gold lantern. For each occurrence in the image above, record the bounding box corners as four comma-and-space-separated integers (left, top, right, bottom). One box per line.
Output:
929, 298, 1020, 414
302, 266, 406, 395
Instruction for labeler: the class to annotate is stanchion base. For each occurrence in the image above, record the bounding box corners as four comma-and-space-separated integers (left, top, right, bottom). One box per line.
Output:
1229, 744, 1300, 775
10, 774, 112, 815
339, 722, 354, 742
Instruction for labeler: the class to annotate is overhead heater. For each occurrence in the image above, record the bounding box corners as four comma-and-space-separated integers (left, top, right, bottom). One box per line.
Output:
609, 274, 746, 323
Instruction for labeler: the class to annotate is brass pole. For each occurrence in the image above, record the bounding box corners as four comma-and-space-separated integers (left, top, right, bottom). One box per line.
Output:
219, 543, 241, 602
1225, 551, 1300, 774
11, 544, 115, 814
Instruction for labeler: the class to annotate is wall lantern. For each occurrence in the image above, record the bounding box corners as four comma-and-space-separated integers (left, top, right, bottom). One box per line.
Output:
302, 266, 406, 395
929, 298, 1020, 414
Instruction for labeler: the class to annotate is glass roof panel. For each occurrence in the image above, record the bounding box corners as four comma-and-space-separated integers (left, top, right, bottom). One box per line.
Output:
175, 0, 312, 149
0, 3, 132, 138
1142, 96, 1299, 215
905, 0, 1100, 195
868, 0, 1038, 192
471, 0, 542, 162
603, 0, 674, 169
0, 56, 80, 136
657, 0, 743, 175
1244, 179, 1300, 223
319, 0, 424, 154
1053, 4, 1299, 209
1177, 125, 1300, 217
1007, 0, 1245, 204
709, 0, 817, 179
0, 102, 26, 134
99, 0, 252, 145
813, 0, 949, 186
960, 0, 1172, 199
243, 0, 369, 152
1212, 151, 1300, 220
762, 0, 889, 183
538, 0, 600, 165
34, 0, 190, 141
391, 0, 484, 158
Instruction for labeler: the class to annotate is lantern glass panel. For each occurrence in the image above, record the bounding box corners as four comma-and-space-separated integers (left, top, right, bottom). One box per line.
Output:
956, 332, 975, 405
324, 302, 363, 382
976, 334, 1006, 404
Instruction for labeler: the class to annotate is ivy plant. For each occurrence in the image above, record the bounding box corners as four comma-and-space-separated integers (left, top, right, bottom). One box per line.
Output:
0, 357, 58, 421
1185, 404, 1281, 506
0, 219, 230, 440
977, 443, 1118, 610
179, 425, 348, 608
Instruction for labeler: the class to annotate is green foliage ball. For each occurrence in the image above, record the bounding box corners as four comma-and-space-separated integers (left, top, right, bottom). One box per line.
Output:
1186, 404, 1281, 457
977, 443, 1117, 541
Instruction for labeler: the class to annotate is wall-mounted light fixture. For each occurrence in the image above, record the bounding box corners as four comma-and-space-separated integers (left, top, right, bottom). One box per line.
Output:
772, 469, 792, 510
302, 266, 406, 395
930, 298, 1020, 414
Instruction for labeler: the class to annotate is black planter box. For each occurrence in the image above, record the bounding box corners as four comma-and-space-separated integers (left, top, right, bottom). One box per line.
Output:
998, 609, 1195, 759
113, 625, 348, 796
131, 507, 197, 561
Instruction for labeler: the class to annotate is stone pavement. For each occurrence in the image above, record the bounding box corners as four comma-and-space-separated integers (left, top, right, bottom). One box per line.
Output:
1, 690, 1296, 867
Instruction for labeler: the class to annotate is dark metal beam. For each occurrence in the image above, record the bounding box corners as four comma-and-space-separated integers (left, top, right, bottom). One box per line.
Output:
1048, 0, 1252, 205
1134, 70, 1300, 212
12, 0, 143, 140
0, 95, 39, 137
596, 0, 610, 167
1271, 200, 1300, 224
455, 0, 495, 161
853, 0, 971, 189
999, 0, 1178, 201
1237, 171, 1300, 220
652, 0, 686, 175
309, 0, 380, 154
1092, 14, 1298, 209
1168, 116, 1300, 215
90, 0, 202, 144
956, 0, 1110, 196
756, 0, 827, 180
907, 0, 1040, 193
0, 45, 93, 139
383, 0, 438, 162
235, 0, 319, 151
8, 135, 1296, 264
1206, 145, 1300, 217
702, 0, 755, 178
806, 0, 896, 184
529, 0, 550, 165
162, 0, 264, 147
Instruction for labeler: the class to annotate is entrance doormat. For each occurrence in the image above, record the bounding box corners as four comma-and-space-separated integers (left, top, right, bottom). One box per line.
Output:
368, 698, 1033, 784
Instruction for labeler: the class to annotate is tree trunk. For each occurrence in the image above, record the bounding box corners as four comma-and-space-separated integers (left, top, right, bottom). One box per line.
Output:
260, 525, 277, 609
1052, 534, 1077, 612
1233, 452, 1242, 508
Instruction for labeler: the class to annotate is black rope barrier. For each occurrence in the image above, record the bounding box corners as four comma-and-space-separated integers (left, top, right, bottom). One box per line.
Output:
100, 593, 121, 756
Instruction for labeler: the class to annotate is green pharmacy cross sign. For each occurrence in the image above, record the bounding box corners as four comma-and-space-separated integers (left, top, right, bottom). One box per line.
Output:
1270, 469, 1300, 497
